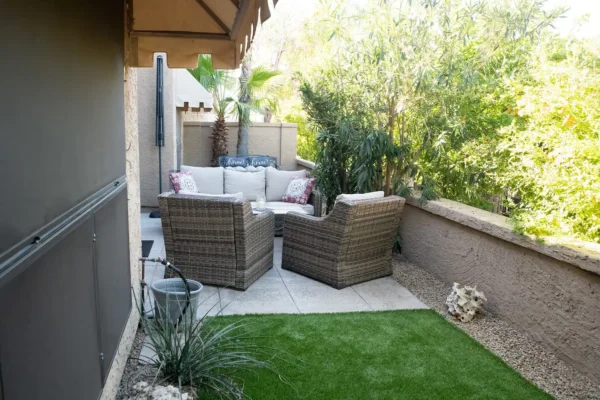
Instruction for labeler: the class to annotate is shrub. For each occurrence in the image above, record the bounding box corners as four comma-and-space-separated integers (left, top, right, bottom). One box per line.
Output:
135, 269, 286, 399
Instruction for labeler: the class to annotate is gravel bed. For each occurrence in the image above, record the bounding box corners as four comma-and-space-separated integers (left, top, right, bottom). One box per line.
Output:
116, 327, 157, 400
393, 254, 600, 400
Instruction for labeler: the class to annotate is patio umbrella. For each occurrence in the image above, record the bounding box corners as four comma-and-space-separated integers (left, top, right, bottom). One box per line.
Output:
149, 56, 165, 219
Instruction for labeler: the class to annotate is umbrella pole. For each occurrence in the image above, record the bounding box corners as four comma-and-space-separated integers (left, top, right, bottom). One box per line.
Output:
150, 56, 164, 219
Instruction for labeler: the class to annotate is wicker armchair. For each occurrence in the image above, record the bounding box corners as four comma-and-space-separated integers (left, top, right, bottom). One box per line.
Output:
282, 196, 405, 289
158, 192, 275, 290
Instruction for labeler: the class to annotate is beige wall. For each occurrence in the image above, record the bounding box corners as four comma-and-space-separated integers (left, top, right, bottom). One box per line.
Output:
137, 54, 177, 207
399, 197, 600, 382
296, 157, 315, 171
100, 13, 142, 400
183, 121, 298, 170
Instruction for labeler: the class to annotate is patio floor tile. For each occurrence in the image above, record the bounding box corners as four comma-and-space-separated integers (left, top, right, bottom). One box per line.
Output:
352, 277, 428, 310
287, 285, 372, 313
196, 285, 221, 317
219, 282, 299, 315
139, 212, 428, 316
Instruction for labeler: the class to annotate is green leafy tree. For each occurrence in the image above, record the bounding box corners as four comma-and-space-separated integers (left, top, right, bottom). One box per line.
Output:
300, 0, 565, 214
285, 108, 318, 161
494, 38, 600, 242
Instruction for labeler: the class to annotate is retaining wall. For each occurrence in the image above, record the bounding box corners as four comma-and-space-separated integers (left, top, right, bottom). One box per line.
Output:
400, 196, 600, 382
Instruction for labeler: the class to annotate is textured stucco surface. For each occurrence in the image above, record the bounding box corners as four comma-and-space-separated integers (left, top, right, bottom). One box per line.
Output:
404, 196, 600, 275
137, 54, 177, 207
296, 157, 315, 171
400, 201, 600, 382
182, 121, 298, 170
99, 20, 142, 400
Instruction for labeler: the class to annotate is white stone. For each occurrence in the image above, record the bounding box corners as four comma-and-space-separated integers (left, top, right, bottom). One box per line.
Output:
446, 282, 487, 322
128, 382, 192, 400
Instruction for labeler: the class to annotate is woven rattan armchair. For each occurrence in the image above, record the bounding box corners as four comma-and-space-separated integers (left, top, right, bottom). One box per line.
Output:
282, 196, 405, 289
158, 192, 275, 290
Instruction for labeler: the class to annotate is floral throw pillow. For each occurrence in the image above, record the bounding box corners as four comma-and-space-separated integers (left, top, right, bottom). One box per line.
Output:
282, 177, 316, 205
169, 171, 197, 193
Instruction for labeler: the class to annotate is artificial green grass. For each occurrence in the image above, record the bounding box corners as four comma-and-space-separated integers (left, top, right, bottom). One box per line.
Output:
204, 310, 550, 400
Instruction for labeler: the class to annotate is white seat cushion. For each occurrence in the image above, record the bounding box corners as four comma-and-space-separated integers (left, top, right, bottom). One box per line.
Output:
224, 170, 266, 201
250, 201, 313, 215
179, 190, 244, 200
180, 165, 224, 194
266, 167, 307, 201
336, 191, 385, 202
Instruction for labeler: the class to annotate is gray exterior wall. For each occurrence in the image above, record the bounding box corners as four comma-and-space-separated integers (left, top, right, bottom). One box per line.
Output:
182, 121, 297, 168
1, 0, 126, 255
0, 1, 133, 399
399, 197, 600, 382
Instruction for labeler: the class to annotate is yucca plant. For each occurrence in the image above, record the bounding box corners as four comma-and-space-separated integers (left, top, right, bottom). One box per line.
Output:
135, 261, 287, 399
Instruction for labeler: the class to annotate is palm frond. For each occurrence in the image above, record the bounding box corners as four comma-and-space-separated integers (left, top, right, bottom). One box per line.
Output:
188, 54, 236, 115
247, 66, 281, 92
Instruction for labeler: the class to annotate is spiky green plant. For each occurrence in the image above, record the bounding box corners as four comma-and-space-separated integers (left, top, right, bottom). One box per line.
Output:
135, 279, 287, 399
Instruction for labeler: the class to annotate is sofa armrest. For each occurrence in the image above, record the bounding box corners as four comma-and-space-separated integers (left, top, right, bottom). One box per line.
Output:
283, 212, 344, 249
235, 209, 275, 270
308, 189, 324, 217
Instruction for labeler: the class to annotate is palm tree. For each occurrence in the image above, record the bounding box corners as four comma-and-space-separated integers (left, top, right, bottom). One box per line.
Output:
189, 55, 237, 166
236, 58, 281, 155
190, 55, 280, 162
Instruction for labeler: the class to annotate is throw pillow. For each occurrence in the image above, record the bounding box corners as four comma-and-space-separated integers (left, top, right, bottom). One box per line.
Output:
336, 191, 385, 202
282, 177, 316, 205
169, 171, 197, 193
266, 167, 307, 201
179, 165, 224, 194
224, 169, 266, 201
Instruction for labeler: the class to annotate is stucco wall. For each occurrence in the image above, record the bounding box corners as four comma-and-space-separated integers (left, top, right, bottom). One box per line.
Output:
137, 54, 177, 207
296, 157, 315, 171
100, 12, 142, 400
182, 122, 298, 170
399, 197, 600, 382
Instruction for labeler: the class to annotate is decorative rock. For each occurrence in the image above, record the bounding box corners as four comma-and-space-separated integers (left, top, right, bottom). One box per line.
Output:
446, 282, 487, 322
128, 381, 192, 400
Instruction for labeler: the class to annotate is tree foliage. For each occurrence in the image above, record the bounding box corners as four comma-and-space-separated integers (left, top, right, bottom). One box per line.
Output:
295, 0, 600, 244
495, 39, 600, 242
189, 55, 280, 162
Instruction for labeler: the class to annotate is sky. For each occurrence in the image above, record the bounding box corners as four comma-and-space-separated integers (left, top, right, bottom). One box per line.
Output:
548, 0, 600, 37
269, 0, 600, 37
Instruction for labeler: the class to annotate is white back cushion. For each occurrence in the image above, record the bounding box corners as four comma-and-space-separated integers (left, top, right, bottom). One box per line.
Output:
180, 165, 224, 194
224, 170, 266, 201
336, 191, 385, 202
266, 168, 307, 201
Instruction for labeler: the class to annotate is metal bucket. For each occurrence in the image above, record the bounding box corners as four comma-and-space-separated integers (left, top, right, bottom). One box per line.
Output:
150, 278, 203, 324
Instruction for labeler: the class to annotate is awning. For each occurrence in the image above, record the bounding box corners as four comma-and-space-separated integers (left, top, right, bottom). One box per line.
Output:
174, 69, 213, 111
129, 0, 277, 69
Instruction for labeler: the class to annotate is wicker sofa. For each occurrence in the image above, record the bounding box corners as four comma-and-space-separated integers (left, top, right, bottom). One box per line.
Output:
281, 196, 406, 289
177, 165, 323, 234
158, 192, 274, 290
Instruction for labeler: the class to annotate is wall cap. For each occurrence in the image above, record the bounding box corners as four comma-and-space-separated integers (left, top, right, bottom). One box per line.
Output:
405, 195, 600, 276
183, 121, 297, 128
296, 157, 315, 170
